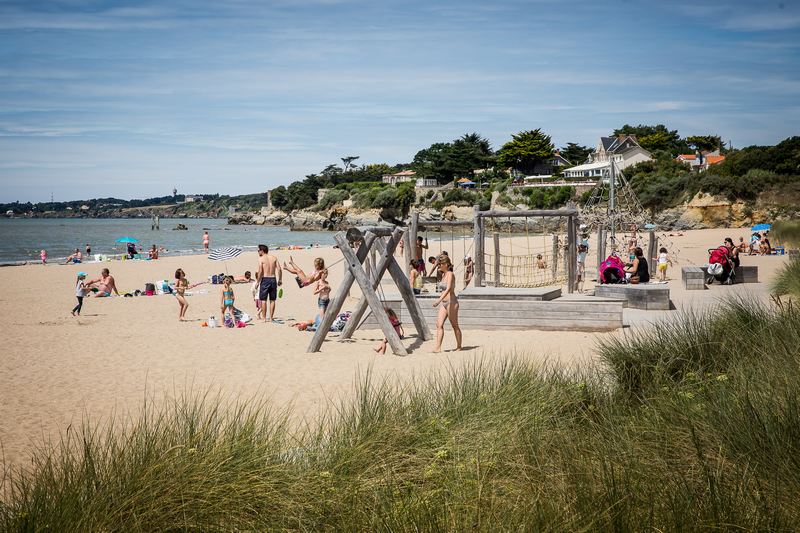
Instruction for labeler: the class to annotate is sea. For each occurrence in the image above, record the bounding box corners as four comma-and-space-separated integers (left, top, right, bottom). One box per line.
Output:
0, 218, 335, 265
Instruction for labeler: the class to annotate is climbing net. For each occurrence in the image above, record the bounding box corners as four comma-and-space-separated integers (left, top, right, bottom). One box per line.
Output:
580, 167, 690, 265
481, 217, 569, 288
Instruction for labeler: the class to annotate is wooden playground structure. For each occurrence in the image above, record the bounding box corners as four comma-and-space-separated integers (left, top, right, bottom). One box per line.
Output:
306, 206, 619, 356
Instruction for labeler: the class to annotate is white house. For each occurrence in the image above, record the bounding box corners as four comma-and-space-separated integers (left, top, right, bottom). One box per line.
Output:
415, 177, 438, 188
381, 170, 417, 185
677, 151, 725, 172
184, 195, 202, 203
563, 135, 652, 179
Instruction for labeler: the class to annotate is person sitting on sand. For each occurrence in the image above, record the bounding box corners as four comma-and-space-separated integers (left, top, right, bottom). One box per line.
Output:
148, 244, 158, 260
624, 247, 650, 283
373, 308, 403, 355
86, 268, 120, 297
737, 236, 747, 254
64, 248, 82, 264
763, 232, 772, 254
283, 257, 326, 288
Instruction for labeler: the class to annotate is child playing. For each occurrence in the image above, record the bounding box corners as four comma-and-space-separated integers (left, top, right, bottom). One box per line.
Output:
220, 276, 236, 328
71, 272, 87, 316
410, 259, 423, 295
373, 308, 403, 355
536, 254, 547, 269
576, 244, 588, 293
283, 256, 326, 288
40, 249, 47, 264
175, 268, 190, 321
313, 274, 331, 316
657, 247, 672, 281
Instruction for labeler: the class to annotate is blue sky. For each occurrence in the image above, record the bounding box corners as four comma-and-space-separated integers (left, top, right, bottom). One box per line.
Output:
1, 0, 798, 202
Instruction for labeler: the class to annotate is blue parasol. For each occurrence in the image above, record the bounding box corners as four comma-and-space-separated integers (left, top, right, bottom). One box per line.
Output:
751, 223, 771, 232
116, 237, 139, 243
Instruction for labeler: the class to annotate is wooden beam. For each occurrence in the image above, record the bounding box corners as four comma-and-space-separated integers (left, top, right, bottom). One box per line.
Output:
418, 220, 474, 229
567, 215, 577, 294
472, 204, 482, 288
551, 235, 558, 279
493, 232, 501, 287
648, 231, 657, 277
336, 232, 408, 355
307, 232, 377, 353
382, 239, 432, 341
478, 208, 578, 218
410, 212, 419, 261
340, 228, 402, 340
402, 227, 412, 277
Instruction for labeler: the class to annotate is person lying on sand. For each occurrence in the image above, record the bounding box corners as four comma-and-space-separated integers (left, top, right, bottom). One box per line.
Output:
234, 271, 253, 283
283, 257, 326, 288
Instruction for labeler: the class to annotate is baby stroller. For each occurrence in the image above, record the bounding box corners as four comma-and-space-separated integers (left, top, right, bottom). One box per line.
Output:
599, 255, 627, 284
706, 246, 734, 285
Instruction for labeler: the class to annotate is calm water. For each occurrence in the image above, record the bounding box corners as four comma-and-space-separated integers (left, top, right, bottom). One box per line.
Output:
0, 218, 335, 264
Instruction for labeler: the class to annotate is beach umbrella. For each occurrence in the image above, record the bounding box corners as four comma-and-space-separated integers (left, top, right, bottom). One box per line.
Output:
116, 237, 139, 243
208, 246, 243, 273
458, 180, 476, 187
751, 223, 771, 232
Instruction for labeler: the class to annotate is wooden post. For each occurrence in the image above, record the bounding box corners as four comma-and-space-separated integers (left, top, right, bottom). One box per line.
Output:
648, 231, 657, 277
403, 227, 412, 276
551, 235, 558, 279
567, 215, 577, 294
369, 244, 378, 284
472, 204, 482, 288
410, 212, 419, 261
307, 233, 377, 353
493, 232, 501, 287
597, 227, 606, 281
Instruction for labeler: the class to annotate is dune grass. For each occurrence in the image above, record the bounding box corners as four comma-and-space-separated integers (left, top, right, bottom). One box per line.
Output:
2, 299, 800, 531
772, 257, 800, 298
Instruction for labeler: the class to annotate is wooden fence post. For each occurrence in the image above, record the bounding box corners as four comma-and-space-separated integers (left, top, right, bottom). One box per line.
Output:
493, 232, 501, 287
567, 216, 577, 294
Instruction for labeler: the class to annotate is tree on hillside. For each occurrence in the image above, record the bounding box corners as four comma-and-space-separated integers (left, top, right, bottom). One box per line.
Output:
270, 186, 288, 210
341, 156, 359, 172
411, 142, 454, 182
560, 142, 593, 166
613, 124, 688, 155
686, 135, 723, 153
497, 129, 555, 175
411, 133, 495, 184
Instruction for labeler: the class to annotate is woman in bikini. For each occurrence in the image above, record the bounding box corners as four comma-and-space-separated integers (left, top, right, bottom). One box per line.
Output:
432, 255, 462, 353
283, 257, 326, 288
175, 268, 189, 321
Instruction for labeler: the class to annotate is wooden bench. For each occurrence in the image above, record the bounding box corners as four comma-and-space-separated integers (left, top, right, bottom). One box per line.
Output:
360, 290, 622, 331
682, 266, 706, 290
594, 283, 671, 311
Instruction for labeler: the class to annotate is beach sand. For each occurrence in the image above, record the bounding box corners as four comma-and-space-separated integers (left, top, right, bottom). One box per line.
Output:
0, 227, 787, 468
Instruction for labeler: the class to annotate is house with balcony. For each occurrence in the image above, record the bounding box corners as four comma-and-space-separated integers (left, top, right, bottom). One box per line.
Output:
563, 135, 652, 179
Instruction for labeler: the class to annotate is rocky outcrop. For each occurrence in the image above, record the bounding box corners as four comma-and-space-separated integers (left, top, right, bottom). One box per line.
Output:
653, 192, 800, 230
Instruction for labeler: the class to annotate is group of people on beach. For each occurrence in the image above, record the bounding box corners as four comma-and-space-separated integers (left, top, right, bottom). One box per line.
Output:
71, 268, 120, 316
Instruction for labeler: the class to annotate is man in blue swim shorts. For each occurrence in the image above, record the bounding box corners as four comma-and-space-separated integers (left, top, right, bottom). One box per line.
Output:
255, 244, 283, 322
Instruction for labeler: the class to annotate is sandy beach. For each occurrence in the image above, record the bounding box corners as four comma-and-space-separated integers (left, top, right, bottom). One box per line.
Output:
0, 227, 787, 468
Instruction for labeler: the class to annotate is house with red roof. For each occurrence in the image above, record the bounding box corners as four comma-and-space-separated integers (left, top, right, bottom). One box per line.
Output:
676, 151, 726, 172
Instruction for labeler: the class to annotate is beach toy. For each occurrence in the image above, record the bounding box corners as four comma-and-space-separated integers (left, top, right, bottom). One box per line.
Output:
208, 316, 217, 328
278, 287, 283, 298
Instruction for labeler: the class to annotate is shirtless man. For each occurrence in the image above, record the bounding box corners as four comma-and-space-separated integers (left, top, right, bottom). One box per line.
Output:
255, 244, 282, 322
414, 236, 428, 263
87, 268, 120, 297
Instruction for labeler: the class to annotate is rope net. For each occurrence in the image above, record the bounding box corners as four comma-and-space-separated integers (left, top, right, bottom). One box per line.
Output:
482, 235, 567, 288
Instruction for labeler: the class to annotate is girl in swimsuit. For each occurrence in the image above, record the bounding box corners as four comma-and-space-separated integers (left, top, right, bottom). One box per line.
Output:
432, 255, 462, 353
203, 231, 210, 252
283, 257, 326, 288
175, 268, 189, 321
220, 276, 235, 327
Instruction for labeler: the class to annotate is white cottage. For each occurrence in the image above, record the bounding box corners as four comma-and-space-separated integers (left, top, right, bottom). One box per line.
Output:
563, 135, 652, 179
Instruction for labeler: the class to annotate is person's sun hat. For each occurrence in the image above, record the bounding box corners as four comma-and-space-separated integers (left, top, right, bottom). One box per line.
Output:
77, 271, 87, 277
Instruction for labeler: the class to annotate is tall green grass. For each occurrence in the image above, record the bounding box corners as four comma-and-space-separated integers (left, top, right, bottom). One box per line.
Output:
772, 257, 800, 298
3, 300, 800, 531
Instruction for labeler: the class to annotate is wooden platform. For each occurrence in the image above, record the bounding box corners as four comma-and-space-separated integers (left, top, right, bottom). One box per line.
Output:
360, 288, 622, 332
594, 283, 671, 311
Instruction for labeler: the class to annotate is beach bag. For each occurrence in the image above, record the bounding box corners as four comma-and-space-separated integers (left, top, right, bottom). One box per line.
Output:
145, 283, 156, 295
331, 311, 352, 332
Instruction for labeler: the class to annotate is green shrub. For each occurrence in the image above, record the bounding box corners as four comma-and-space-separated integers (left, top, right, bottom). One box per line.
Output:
315, 189, 349, 210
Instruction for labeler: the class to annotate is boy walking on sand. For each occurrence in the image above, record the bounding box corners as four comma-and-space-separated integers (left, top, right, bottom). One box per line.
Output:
255, 244, 282, 322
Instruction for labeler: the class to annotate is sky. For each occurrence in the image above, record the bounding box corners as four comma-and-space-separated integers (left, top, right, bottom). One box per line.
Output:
1, 0, 798, 202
